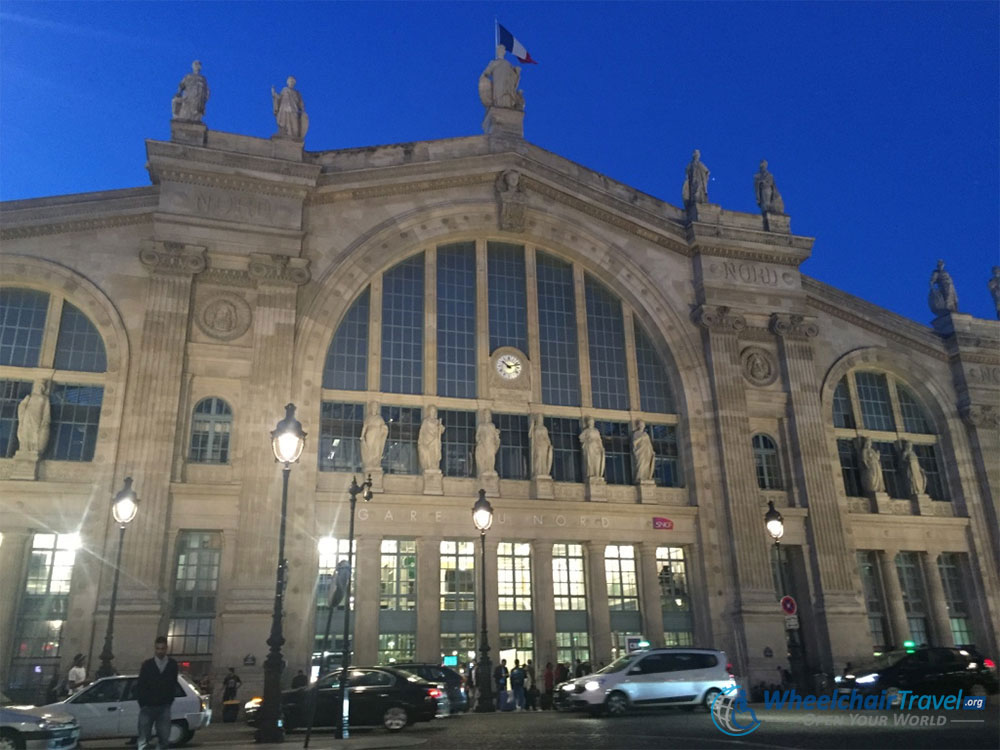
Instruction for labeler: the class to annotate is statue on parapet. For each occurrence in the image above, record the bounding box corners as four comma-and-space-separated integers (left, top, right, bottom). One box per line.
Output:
272, 76, 308, 140
479, 44, 524, 111
754, 160, 785, 214
988, 266, 1000, 320
172, 60, 209, 122
682, 149, 710, 207
928, 259, 959, 316
16, 379, 51, 456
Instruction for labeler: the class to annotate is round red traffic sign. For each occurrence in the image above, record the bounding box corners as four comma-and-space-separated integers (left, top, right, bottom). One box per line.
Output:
780, 596, 797, 615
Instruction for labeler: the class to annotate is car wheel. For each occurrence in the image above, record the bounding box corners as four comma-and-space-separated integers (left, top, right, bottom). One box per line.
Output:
702, 687, 721, 712
604, 691, 629, 717
0, 729, 25, 750
169, 720, 193, 747
970, 683, 988, 697
382, 705, 408, 731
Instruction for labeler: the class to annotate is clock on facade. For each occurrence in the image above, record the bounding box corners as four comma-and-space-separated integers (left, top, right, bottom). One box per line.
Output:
495, 353, 523, 380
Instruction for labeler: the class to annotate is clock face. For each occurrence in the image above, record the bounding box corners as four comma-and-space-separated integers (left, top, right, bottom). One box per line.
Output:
495, 353, 523, 380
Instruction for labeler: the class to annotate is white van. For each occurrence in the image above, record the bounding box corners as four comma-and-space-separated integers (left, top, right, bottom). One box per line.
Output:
560, 648, 735, 716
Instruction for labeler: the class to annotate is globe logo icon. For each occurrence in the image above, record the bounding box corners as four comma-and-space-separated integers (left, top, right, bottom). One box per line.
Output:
711, 685, 761, 736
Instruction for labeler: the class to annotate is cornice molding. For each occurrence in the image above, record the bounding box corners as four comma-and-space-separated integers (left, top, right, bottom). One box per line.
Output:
0, 213, 152, 241
147, 141, 320, 181
769, 313, 819, 339
198, 267, 253, 288
692, 243, 806, 267
307, 173, 494, 204
154, 168, 308, 200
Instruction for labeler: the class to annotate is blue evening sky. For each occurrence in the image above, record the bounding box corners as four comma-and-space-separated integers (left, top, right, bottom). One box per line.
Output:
1, 1, 997, 324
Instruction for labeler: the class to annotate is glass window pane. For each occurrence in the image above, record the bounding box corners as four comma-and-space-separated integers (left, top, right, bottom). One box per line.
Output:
913, 444, 947, 501
854, 372, 895, 432
494, 413, 529, 480
440, 540, 475, 611
897, 385, 933, 434
497, 542, 532, 611
381, 256, 424, 394
656, 547, 689, 612
634, 320, 674, 414
874, 441, 905, 498
595, 420, 631, 485
381, 406, 420, 475
487, 242, 528, 354
585, 275, 628, 410
440, 410, 475, 478
380, 539, 417, 611
0, 288, 49, 368
46, 385, 102, 461
552, 543, 586, 611
437, 244, 477, 398
752, 434, 782, 490
53, 302, 106, 372
536, 253, 579, 406
832, 377, 855, 429
189, 397, 232, 464
648, 424, 682, 487
837, 439, 864, 497
323, 288, 370, 390
605, 545, 639, 611
544, 417, 582, 483
318, 402, 364, 472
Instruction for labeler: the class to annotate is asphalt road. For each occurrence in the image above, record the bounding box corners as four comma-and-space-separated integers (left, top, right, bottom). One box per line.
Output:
76, 702, 999, 750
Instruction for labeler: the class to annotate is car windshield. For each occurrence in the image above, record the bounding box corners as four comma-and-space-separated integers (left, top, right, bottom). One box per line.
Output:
852, 650, 908, 672
596, 654, 634, 674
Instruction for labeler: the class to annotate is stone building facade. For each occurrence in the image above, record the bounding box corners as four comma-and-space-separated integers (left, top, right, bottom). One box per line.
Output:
1, 78, 998, 703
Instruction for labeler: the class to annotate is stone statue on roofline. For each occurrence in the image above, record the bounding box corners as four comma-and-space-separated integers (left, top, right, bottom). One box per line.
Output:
754, 160, 785, 215
172, 60, 209, 122
272, 76, 308, 140
479, 44, 524, 111
682, 149, 710, 207
988, 266, 1000, 320
928, 259, 958, 316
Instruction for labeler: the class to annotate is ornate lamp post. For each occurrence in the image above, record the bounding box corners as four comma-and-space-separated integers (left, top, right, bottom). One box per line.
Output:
472, 490, 495, 713
96, 477, 139, 679
255, 404, 306, 744
763, 500, 803, 687
334, 474, 373, 740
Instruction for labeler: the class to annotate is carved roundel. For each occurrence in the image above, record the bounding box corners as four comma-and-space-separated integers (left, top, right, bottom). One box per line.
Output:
740, 346, 778, 387
195, 291, 252, 341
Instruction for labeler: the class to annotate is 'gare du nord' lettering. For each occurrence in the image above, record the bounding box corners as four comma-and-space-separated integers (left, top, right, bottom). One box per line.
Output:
358, 508, 612, 529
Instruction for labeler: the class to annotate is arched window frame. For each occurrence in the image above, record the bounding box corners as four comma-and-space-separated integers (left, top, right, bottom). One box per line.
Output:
188, 397, 233, 465
752, 433, 783, 491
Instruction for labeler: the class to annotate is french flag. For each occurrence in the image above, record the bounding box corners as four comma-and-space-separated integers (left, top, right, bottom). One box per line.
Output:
498, 23, 537, 64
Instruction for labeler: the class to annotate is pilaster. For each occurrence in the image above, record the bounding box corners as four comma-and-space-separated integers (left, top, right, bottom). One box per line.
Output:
585, 542, 611, 662
770, 313, 868, 671
531, 541, 556, 668
0, 529, 31, 679
920, 550, 953, 647
415, 537, 442, 662
638, 543, 664, 648
353, 536, 381, 664
879, 549, 911, 648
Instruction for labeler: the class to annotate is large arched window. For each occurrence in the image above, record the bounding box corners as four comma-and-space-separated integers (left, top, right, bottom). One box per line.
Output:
0, 287, 107, 461
188, 398, 232, 464
752, 434, 783, 490
831, 372, 946, 500
319, 242, 683, 487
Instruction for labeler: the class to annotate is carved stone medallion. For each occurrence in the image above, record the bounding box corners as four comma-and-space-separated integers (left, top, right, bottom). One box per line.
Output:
740, 346, 778, 387
195, 291, 252, 340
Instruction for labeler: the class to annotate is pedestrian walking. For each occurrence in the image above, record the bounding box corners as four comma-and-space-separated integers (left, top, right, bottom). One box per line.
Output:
136, 636, 179, 750
510, 660, 526, 711
542, 661, 554, 710
67, 653, 87, 692
574, 659, 585, 678
291, 670, 308, 689
493, 659, 509, 710
222, 667, 242, 701
555, 662, 569, 684
525, 659, 537, 711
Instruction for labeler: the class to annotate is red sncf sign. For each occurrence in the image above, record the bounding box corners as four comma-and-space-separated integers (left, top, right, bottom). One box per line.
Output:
652, 517, 673, 530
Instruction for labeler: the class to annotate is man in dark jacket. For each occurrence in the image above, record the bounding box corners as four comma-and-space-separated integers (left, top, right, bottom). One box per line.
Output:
137, 636, 178, 750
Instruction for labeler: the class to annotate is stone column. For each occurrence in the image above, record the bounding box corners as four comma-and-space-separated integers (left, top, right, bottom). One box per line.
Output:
0, 530, 30, 677
770, 313, 871, 671
921, 550, 954, 647
416, 537, 441, 662
638, 543, 664, 647
693, 305, 785, 685
107, 242, 205, 657
219, 255, 310, 672
878, 549, 911, 648
353, 536, 381, 664
531, 541, 556, 668
585, 542, 611, 663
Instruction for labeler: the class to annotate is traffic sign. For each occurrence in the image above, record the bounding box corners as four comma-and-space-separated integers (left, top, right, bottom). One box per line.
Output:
780, 595, 797, 615
784, 615, 800, 631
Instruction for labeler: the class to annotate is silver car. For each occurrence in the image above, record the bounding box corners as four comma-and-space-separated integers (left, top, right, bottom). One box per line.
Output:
0, 705, 80, 749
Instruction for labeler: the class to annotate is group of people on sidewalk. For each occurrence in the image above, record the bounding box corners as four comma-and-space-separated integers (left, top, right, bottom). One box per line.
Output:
485, 657, 596, 711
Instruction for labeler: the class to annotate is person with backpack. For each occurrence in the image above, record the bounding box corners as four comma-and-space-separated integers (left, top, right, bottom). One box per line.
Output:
509, 660, 526, 711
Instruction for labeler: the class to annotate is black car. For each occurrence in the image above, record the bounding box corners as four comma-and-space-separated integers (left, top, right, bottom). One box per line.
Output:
835, 647, 998, 697
387, 663, 469, 713
279, 666, 441, 732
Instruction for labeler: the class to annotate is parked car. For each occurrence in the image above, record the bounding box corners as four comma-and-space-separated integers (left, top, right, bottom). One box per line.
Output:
386, 663, 468, 713
835, 647, 998, 697
38, 674, 210, 746
275, 667, 442, 732
1, 705, 80, 749
558, 648, 736, 716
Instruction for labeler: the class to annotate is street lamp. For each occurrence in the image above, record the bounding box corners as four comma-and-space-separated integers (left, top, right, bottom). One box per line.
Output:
334, 474, 372, 740
255, 404, 306, 744
763, 500, 803, 688
472, 490, 495, 713
96, 477, 139, 678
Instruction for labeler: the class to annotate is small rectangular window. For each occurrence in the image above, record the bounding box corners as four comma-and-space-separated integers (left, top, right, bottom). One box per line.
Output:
440, 540, 475, 611
545, 417, 582, 483
605, 545, 639, 611
0, 289, 49, 368
497, 542, 532, 611
46, 384, 103, 461
381, 406, 420, 475
318, 402, 364, 472
837, 439, 864, 497
595, 421, 632, 485
552, 543, 587, 611
440, 410, 475, 477
650, 425, 683, 487
379, 540, 417, 611
494, 413, 529, 480
854, 373, 895, 432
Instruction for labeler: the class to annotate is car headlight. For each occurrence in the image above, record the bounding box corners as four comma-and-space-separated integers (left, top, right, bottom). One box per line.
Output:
561, 684, 574, 692
834, 676, 843, 684
584, 680, 603, 692
244, 697, 262, 710
855, 673, 878, 684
